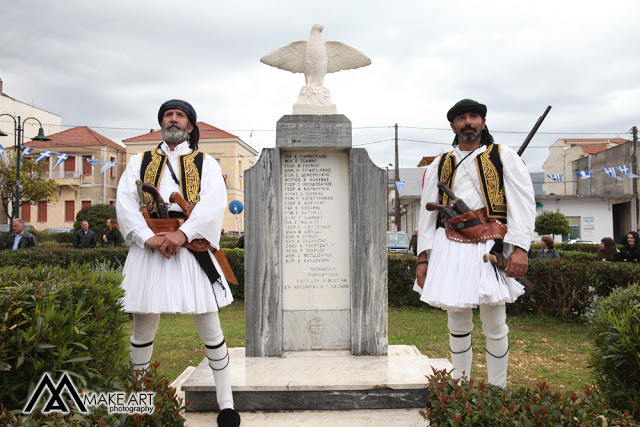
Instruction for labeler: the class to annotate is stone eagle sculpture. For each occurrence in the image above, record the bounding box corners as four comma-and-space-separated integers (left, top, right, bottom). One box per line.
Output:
261, 24, 371, 114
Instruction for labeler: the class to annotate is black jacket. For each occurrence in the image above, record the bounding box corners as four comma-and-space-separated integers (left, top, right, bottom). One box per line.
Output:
74, 230, 96, 249
5, 231, 38, 250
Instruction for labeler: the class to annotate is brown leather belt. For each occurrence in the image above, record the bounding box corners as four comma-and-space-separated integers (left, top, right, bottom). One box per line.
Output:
444, 208, 507, 244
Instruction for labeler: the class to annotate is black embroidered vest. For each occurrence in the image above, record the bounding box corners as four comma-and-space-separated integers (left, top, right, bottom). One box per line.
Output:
437, 143, 507, 222
140, 148, 204, 212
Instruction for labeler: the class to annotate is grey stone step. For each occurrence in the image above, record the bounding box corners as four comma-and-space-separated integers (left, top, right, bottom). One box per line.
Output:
180, 345, 451, 412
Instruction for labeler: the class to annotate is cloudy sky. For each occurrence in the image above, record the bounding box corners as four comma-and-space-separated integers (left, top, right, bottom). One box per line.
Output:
1, 0, 638, 172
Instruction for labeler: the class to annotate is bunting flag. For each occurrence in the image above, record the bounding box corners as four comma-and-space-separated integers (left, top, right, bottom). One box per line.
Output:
617, 165, 640, 179
53, 153, 70, 169
85, 157, 102, 167
576, 171, 592, 179
100, 161, 117, 174
418, 180, 424, 189
34, 150, 54, 164
0, 145, 4, 164
602, 167, 624, 181
546, 174, 564, 182
395, 181, 404, 196
21, 146, 34, 159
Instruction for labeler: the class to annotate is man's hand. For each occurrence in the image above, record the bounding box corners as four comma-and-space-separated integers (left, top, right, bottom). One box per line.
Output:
416, 251, 428, 289
158, 230, 187, 259
145, 235, 165, 251
505, 247, 528, 278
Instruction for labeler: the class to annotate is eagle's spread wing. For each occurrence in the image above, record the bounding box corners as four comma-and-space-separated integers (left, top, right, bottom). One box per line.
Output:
260, 41, 308, 74
325, 41, 371, 74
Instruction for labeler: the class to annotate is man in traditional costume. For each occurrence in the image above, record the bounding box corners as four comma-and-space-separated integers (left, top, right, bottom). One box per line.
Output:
116, 99, 240, 426
414, 99, 535, 387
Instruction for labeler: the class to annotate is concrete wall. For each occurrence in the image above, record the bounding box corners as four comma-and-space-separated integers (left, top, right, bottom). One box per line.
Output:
574, 142, 634, 197
535, 196, 615, 243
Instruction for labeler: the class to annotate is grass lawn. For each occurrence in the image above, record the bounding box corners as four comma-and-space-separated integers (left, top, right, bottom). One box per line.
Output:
124, 301, 594, 393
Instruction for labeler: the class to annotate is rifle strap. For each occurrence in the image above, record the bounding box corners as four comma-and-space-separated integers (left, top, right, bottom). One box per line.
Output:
157, 144, 180, 186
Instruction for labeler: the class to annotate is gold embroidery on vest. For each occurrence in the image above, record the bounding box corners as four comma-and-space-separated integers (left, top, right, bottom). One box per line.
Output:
143, 150, 166, 208
438, 152, 456, 206
180, 150, 201, 204
477, 144, 506, 217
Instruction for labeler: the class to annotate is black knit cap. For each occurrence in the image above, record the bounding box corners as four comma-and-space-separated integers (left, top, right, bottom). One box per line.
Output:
446, 99, 487, 123
157, 99, 200, 147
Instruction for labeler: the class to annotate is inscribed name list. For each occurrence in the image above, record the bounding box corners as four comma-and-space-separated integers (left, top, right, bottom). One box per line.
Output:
282, 151, 350, 311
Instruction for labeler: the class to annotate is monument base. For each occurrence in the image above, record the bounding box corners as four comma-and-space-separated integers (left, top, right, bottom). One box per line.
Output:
292, 103, 337, 115
181, 345, 451, 412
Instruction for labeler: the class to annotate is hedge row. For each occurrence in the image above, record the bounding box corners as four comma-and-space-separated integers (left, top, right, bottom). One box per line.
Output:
2, 248, 638, 318
0, 264, 187, 424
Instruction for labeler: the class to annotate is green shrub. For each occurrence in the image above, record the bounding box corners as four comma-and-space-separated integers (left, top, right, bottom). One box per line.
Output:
421, 369, 637, 426
223, 248, 245, 300
0, 264, 130, 410
387, 254, 420, 307
555, 242, 600, 254
73, 204, 117, 236
588, 284, 640, 418
0, 362, 187, 426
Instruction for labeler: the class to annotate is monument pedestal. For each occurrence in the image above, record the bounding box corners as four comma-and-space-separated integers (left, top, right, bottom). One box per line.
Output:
181, 345, 451, 411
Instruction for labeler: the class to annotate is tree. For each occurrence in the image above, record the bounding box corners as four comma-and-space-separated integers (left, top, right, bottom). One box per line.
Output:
74, 204, 117, 236
0, 152, 58, 223
534, 211, 571, 238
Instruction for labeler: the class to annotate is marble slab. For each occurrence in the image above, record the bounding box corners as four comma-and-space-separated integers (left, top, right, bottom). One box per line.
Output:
182, 345, 452, 411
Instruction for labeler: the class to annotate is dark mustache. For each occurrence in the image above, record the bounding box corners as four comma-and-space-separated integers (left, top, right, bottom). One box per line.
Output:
461, 125, 476, 132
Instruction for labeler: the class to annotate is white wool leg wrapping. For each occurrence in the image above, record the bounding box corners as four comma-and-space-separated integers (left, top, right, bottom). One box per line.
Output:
130, 313, 161, 371
480, 304, 509, 387
447, 309, 474, 381
193, 312, 233, 407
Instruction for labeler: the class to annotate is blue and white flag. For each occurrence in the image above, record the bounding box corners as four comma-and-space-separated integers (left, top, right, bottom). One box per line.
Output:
100, 161, 117, 174
395, 181, 404, 196
34, 150, 54, 164
546, 174, 564, 182
0, 145, 4, 163
617, 165, 640, 178
85, 157, 101, 167
21, 146, 34, 159
576, 170, 592, 179
53, 153, 69, 169
418, 180, 423, 189
602, 167, 624, 181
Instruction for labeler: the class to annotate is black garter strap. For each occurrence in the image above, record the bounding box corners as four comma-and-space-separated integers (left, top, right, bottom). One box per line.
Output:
450, 332, 470, 338
130, 340, 153, 348
207, 352, 230, 371
205, 338, 226, 350
449, 334, 472, 355
486, 339, 510, 359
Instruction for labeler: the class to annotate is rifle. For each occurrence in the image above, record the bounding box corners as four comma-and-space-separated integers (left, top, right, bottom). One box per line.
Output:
169, 192, 239, 285
517, 105, 552, 156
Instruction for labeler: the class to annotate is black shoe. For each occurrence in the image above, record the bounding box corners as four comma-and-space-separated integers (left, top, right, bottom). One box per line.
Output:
217, 408, 241, 427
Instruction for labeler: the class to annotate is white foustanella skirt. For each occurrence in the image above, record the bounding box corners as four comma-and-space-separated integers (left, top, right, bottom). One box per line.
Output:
413, 227, 524, 311
120, 245, 233, 314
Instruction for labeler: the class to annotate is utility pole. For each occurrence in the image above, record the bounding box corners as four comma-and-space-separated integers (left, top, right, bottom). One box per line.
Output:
633, 126, 638, 231
394, 123, 401, 231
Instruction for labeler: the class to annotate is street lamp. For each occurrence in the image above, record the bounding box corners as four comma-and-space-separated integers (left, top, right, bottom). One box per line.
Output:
0, 115, 51, 219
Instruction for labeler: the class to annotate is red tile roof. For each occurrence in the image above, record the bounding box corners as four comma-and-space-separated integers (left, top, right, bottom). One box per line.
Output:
581, 145, 609, 154
417, 156, 438, 167
123, 122, 238, 142
563, 138, 628, 144
24, 126, 125, 152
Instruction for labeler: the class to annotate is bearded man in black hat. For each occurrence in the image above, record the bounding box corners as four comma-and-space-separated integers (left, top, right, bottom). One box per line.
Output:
413, 99, 535, 388
116, 100, 240, 426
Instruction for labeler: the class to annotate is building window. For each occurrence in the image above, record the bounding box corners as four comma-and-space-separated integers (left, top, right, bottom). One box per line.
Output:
38, 201, 47, 222
110, 156, 117, 178
565, 216, 581, 240
65, 200, 75, 222
82, 200, 91, 209
64, 156, 75, 172
83, 155, 92, 175
21, 204, 31, 222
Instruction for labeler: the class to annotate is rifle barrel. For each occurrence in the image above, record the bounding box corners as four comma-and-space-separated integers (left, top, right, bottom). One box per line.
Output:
517, 105, 552, 156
